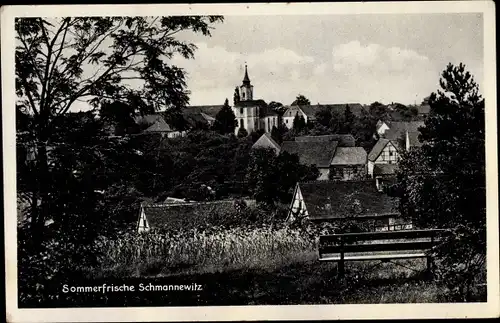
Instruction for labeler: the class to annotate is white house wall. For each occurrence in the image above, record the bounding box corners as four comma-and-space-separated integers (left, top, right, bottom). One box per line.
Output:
317, 168, 330, 180
288, 186, 308, 222
137, 207, 150, 233
374, 142, 400, 164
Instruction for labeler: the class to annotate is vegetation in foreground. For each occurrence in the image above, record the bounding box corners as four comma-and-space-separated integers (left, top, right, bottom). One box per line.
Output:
18, 222, 486, 308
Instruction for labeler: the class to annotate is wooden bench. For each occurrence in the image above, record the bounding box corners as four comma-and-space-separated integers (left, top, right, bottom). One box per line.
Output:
319, 229, 450, 278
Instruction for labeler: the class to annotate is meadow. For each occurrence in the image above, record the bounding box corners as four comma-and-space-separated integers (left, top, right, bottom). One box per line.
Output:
48, 223, 484, 307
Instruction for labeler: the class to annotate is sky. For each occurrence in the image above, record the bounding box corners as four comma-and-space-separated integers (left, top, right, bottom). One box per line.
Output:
167, 13, 484, 107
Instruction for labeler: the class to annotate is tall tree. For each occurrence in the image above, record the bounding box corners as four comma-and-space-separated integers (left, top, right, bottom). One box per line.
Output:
213, 98, 237, 134
291, 94, 311, 106
233, 87, 240, 106
314, 107, 332, 127
15, 16, 224, 245
341, 104, 355, 133
395, 63, 485, 301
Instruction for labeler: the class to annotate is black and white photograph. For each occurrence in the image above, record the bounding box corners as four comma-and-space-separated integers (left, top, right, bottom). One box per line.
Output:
2, 2, 499, 322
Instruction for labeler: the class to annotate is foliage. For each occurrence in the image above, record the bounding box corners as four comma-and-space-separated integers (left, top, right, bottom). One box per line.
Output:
213, 98, 237, 134
395, 63, 485, 301
268, 101, 286, 116
291, 94, 311, 106
246, 149, 319, 206
292, 112, 307, 132
237, 127, 248, 138
341, 104, 355, 134
15, 15, 224, 303
250, 129, 266, 143
233, 87, 240, 105
16, 15, 224, 240
270, 123, 288, 145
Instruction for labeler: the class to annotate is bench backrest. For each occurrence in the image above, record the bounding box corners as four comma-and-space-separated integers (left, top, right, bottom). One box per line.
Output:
319, 229, 450, 257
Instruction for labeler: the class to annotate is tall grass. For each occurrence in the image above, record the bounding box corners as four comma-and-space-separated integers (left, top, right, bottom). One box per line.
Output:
93, 224, 318, 277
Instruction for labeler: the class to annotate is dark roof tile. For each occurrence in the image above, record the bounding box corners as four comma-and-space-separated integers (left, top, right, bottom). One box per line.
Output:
281, 140, 338, 168
331, 147, 367, 165
298, 180, 399, 220
295, 134, 355, 147
142, 200, 239, 231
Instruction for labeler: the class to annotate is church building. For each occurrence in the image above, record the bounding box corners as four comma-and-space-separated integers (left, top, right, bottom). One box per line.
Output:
232, 65, 279, 135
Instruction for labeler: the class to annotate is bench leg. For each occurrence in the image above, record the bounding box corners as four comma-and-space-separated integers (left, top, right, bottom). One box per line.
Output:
426, 256, 434, 280
338, 260, 345, 278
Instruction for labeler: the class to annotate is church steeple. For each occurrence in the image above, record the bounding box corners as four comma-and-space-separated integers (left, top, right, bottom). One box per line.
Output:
239, 64, 253, 101
242, 64, 251, 85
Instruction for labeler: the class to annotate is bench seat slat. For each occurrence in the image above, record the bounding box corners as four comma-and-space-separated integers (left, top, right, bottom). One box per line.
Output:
319, 229, 449, 244
319, 252, 427, 262
320, 240, 434, 254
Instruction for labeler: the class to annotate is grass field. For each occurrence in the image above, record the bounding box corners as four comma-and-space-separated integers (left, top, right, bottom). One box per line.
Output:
24, 225, 485, 307
50, 224, 481, 307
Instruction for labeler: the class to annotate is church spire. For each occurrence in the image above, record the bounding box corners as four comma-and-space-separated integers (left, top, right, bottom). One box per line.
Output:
242, 64, 251, 85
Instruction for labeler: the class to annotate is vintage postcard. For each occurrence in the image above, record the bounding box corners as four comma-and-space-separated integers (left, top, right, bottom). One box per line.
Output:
2, 1, 499, 322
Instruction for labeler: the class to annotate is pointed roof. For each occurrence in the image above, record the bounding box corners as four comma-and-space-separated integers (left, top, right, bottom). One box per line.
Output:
242, 64, 251, 85
252, 133, 281, 154
368, 138, 401, 162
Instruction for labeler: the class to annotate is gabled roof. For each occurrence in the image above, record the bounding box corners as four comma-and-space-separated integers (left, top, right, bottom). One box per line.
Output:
331, 147, 367, 165
295, 134, 355, 147
384, 121, 425, 139
383, 121, 425, 147
143, 117, 174, 133
368, 138, 401, 162
373, 164, 399, 176
281, 140, 338, 168
235, 99, 267, 108
252, 133, 281, 154
296, 180, 399, 220
141, 200, 238, 231
282, 106, 303, 118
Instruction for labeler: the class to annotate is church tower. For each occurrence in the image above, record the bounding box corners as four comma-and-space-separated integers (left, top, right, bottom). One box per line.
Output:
232, 64, 261, 135
239, 65, 253, 101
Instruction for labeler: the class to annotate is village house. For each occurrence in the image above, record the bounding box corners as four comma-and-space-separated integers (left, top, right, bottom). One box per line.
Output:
286, 180, 412, 231
282, 103, 366, 129
137, 198, 256, 233
330, 147, 368, 180
280, 135, 339, 180
251, 133, 281, 155
369, 120, 425, 190
134, 114, 188, 138
280, 134, 365, 181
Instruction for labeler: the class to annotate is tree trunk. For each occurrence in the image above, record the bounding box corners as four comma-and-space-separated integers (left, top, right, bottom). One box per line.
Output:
30, 129, 50, 247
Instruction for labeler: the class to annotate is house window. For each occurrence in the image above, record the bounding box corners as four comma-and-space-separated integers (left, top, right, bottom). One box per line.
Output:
286, 119, 288, 124
242, 92, 245, 100
240, 108, 243, 114
240, 119, 244, 128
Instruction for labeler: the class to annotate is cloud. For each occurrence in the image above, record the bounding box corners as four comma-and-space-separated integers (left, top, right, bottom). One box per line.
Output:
167, 40, 442, 107
332, 40, 430, 74
171, 42, 318, 105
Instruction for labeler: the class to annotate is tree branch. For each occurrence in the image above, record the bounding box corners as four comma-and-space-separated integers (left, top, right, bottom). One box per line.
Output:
20, 78, 40, 116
